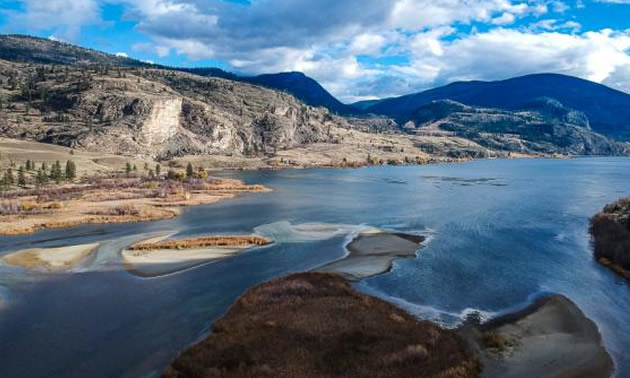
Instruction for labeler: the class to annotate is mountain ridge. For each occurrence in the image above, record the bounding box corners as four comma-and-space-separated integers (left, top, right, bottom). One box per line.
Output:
366, 73, 630, 140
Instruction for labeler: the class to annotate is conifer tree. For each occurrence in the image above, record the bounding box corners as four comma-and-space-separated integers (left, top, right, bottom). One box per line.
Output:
17, 166, 26, 187
65, 160, 76, 180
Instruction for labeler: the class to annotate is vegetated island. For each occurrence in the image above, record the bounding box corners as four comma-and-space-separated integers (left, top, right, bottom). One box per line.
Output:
164, 272, 481, 378
122, 235, 271, 277
0, 173, 269, 236
1, 243, 99, 272
590, 197, 630, 280
163, 230, 614, 378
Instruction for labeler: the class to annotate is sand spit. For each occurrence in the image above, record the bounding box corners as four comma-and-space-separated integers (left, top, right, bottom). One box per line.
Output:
1, 243, 100, 272
122, 235, 272, 278
462, 295, 614, 378
317, 231, 425, 280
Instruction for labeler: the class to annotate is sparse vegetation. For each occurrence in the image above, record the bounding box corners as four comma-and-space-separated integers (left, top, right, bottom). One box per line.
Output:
590, 198, 630, 279
164, 273, 480, 378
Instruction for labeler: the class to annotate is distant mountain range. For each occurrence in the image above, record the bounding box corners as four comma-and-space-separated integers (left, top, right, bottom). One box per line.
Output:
365, 74, 630, 141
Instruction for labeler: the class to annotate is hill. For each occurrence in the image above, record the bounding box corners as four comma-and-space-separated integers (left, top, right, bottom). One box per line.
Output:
0, 34, 150, 67
243, 72, 358, 115
407, 99, 628, 156
367, 74, 630, 140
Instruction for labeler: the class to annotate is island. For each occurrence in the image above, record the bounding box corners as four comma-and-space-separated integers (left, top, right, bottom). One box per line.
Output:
1, 243, 99, 272
316, 230, 426, 280
122, 235, 272, 277
164, 272, 481, 378
590, 197, 630, 280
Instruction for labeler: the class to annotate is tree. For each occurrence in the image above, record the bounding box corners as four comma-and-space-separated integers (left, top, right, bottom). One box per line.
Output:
25, 160, 32, 171
17, 166, 26, 187
155, 164, 161, 177
175, 171, 186, 182
186, 163, 194, 178
50, 161, 63, 183
41, 162, 48, 172
166, 169, 177, 180
36, 168, 48, 188
5, 168, 14, 185
125, 162, 132, 177
65, 160, 76, 180
133, 164, 137, 171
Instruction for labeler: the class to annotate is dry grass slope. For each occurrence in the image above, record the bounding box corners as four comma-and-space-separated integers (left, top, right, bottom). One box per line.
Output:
164, 273, 480, 378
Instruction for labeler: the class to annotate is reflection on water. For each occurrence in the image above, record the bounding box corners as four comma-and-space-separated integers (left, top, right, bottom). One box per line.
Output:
1, 158, 630, 377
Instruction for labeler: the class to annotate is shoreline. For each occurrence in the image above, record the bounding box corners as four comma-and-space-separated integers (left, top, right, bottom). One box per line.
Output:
0, 177, 270, 236
461, 295, 614, 378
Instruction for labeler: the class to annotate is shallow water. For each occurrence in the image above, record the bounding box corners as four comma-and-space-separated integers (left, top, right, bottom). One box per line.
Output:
1, 158, 630, 378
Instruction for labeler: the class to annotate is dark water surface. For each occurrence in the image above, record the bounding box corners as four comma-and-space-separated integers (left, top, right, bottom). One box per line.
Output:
1, 158, 630, 377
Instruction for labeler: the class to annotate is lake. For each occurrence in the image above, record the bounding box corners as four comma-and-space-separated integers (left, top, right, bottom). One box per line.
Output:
1, 158, 629, 378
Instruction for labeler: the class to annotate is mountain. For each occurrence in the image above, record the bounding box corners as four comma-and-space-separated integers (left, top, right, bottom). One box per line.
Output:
243, 72, 358, 115
350, 99, 383, 111
367, 74, 630, 140
0, 59, 344, 159
0, 35, 358, 116
406, 99, 627, 156
0, 34, 151, 67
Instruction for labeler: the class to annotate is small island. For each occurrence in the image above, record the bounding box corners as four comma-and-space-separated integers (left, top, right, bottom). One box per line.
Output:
590, 197, 630, 280
1, 243, 100, 272
317, 230, 426, 280
122, 235, 271, 277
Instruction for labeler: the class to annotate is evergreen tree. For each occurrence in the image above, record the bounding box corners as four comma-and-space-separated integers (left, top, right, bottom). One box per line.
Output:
65, 160, 76, 180
155, 164, 161, 177
41, 162, 48, 172
36, 168, 49, 188
5, 168, 14, 185
50, 161, 63, 183
186, 163, 194, 178
17, 166, 26, 187
126, 162, 132, 177
25, 160, 32, 171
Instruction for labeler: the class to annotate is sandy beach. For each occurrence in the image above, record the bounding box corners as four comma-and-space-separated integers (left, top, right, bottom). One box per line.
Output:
1, 243, 100, 272
462, 295, 614, 378
317, 231, 426, 280
122, 235, 271, 277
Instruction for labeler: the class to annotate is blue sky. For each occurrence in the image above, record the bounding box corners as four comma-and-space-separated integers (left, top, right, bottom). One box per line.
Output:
0, 0, 629, 102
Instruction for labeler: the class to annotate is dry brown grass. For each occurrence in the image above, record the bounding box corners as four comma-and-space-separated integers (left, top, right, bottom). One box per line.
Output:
163, 273, 480, 378
0, 177, 269, 235
129, 235, 271, 251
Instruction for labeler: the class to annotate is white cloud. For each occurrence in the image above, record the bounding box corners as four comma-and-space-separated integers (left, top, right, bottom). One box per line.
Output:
6, 0, 103, 41
115, 52, 129, 58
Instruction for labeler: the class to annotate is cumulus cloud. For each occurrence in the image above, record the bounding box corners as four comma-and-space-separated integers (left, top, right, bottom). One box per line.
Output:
4, 0, 103, 41
4, 0, 630, 101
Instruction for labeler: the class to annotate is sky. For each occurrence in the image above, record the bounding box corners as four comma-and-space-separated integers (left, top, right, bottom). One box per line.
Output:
0, 0, 629, 103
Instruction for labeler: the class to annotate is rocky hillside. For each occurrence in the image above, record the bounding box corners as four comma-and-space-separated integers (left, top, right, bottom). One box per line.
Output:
0, 60, 344, 159
407, 99, 628, 156
367, 74, 630, 141
0, 35, 149, 67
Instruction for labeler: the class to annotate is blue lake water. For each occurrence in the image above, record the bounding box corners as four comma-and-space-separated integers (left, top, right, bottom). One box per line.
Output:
1, 158, 630, 378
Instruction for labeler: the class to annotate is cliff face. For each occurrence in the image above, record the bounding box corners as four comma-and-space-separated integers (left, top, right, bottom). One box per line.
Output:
406, 100, 628, 156
0, 62, 340, 159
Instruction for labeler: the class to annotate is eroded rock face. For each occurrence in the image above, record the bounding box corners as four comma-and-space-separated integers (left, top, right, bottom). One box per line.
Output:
140, 98, 181, 147
0, 63, 338, 159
